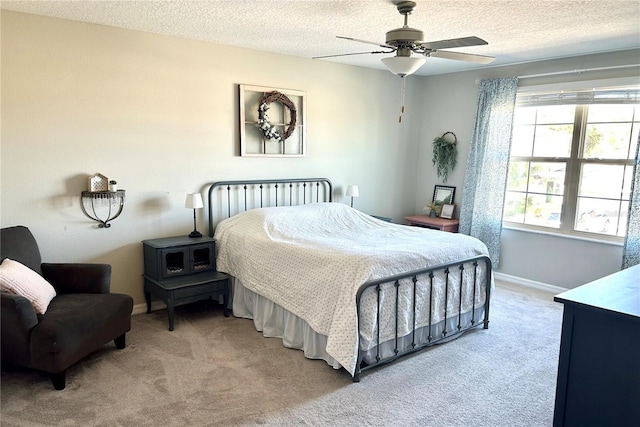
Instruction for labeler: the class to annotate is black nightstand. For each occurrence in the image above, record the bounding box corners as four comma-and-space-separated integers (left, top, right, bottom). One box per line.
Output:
142, 235, 230, 331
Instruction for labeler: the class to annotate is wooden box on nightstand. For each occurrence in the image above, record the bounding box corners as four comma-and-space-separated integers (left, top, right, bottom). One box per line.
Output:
403, 215, 459, 232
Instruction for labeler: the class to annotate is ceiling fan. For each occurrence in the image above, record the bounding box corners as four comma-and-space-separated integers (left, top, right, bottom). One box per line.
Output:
314, 1, 495, 77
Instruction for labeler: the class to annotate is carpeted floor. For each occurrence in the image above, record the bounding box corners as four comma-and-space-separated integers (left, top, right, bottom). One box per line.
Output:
1, 281, 563, 426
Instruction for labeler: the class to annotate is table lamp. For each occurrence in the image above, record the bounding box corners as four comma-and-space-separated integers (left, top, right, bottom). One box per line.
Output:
185, 193, 204, 238
346, 185, 360, 208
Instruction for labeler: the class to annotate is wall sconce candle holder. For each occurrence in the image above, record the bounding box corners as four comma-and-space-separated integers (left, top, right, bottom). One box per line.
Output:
80, 190, 126, 228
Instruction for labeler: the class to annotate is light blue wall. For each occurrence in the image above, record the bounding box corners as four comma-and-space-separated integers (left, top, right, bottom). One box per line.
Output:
414, 49, 639, 288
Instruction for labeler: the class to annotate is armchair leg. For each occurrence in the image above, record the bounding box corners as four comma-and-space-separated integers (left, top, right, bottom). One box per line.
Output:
51, 371, 66, 390
114, 333, 126, 349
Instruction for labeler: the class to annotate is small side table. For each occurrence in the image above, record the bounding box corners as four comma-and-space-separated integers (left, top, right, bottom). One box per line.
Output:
142, 235, 230, 331
143, 271, 229, 331
403, 215, 459, 232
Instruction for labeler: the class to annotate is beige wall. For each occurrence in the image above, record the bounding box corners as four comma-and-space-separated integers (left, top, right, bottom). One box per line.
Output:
1, 11, 420, 305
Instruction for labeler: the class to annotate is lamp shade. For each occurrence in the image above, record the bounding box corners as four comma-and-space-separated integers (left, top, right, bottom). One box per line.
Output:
381, 56, 426, 77
346, 185, 360, 198
185, 193, 204, 209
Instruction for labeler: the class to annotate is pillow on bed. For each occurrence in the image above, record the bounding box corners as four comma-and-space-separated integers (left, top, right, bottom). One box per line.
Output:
0, 258, 57, 314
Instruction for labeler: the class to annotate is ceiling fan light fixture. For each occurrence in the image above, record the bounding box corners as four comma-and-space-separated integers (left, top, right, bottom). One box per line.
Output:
381, 56, 426, 77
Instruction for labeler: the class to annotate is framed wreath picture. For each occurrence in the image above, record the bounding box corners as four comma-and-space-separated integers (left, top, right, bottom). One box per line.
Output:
239, 84, 306, 157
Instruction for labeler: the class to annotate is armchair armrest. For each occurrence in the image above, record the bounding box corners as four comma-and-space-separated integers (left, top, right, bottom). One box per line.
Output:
1, 292, 38, 332
41, 263, 111, 294
1, 292, 38, 365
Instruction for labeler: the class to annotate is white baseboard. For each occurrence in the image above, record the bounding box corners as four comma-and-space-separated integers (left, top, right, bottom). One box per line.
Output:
493, 272, 568, 295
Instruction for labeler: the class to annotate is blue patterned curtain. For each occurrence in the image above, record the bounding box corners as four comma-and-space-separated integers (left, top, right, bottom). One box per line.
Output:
459, 78, 518, 268
622, 132, 640, 269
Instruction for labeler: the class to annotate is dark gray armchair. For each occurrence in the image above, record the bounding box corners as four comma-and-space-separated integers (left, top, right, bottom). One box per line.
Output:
1, 226, 133, 390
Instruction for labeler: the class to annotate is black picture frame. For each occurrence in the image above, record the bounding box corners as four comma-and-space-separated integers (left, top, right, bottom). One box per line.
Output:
433, 185, 455, 205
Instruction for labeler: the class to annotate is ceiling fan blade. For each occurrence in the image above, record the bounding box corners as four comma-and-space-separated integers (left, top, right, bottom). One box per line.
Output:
429, 50, 496, 64
313, 50, 391, 59
337, 36, 395, 49
421, 36, 488, 50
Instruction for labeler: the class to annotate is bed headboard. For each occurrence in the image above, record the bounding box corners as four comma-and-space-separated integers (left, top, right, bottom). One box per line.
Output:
207, 178, 333, 236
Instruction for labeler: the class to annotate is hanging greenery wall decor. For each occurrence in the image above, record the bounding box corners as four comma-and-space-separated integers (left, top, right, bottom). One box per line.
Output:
432, 131, 458, 183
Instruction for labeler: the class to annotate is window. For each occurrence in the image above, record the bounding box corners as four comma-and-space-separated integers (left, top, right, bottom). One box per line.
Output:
503, 87, 639, 240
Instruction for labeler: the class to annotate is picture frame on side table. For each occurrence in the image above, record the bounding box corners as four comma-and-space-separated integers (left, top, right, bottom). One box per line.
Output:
440, 203, 455, 219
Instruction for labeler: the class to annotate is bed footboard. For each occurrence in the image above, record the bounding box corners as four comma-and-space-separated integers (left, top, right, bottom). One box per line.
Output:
353, 255, 492, 382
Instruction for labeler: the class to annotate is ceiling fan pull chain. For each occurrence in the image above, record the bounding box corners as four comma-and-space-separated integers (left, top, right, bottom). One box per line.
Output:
399, 76, 406, 123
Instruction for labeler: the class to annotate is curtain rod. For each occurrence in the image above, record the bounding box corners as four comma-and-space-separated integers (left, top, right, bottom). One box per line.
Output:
518, 64, 640, 79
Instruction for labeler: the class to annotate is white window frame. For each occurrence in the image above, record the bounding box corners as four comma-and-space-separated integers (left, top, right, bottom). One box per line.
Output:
503, 79, 640, 242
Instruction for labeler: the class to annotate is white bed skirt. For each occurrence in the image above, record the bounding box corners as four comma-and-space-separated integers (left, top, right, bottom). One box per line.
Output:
231, 277, 343, 370
231, 277, 487, 375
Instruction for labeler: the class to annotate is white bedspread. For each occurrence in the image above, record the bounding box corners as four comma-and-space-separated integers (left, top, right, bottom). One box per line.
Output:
214, 203, 490, 375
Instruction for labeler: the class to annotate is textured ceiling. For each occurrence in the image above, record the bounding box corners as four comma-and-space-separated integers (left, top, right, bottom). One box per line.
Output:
2, 0, 640, 76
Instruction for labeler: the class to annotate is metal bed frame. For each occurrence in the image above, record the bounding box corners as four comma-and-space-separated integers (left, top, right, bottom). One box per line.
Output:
208, 178, 332, 232
354, 256, 491, 381
207, 178, 491, 382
